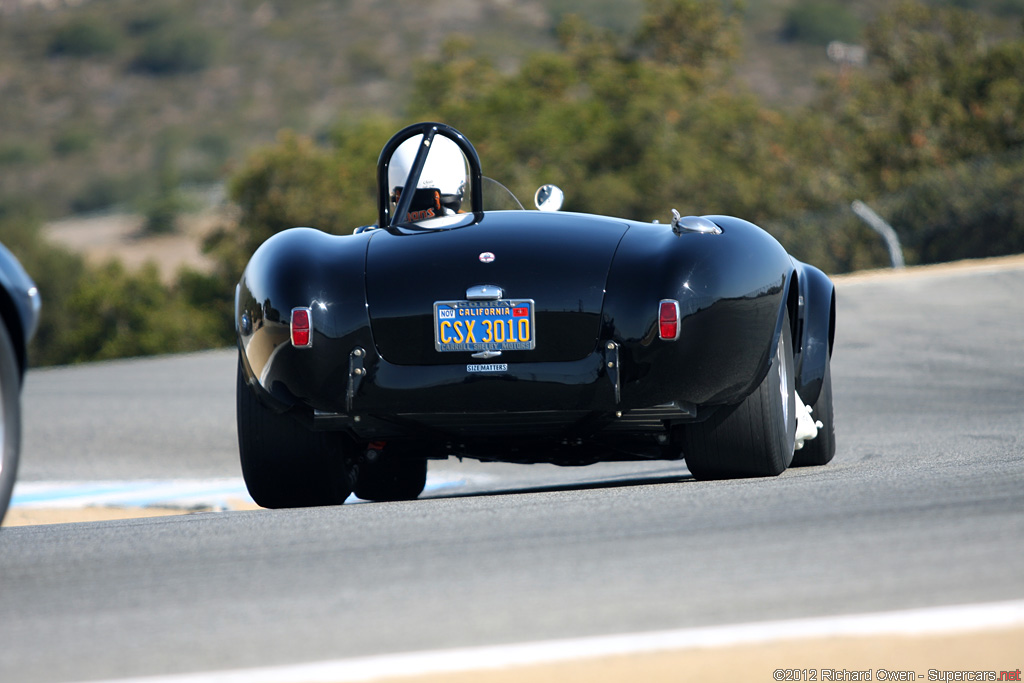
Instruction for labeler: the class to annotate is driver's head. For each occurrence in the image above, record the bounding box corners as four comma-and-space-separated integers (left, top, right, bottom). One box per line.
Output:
388, 135, 467, 222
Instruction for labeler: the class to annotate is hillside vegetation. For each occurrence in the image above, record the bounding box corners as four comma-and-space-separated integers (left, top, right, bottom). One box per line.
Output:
1, 0, 1022, 366
0, 0, 576, 218
9, 0, 1017, 219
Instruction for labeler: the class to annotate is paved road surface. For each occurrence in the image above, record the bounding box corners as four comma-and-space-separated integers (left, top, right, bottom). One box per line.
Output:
1, 260, 1022, 682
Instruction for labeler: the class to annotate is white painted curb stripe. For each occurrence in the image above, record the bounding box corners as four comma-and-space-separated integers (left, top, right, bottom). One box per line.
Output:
11, 479, 254, 509
73, 599, 1024, 683
10, 473, 473, 510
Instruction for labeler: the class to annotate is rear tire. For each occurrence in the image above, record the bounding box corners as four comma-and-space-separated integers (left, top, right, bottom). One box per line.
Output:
237, 358, 354, 509
0, 322, 21, 526
791, 356, 835, 467
683, 311, 796, 479
354, 454, 427, 502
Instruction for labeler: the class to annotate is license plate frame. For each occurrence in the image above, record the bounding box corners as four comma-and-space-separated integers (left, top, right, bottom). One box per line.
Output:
433, 299, 536, 353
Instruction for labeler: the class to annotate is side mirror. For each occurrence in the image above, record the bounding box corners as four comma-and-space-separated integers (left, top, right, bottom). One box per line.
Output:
534, 184, 564, 212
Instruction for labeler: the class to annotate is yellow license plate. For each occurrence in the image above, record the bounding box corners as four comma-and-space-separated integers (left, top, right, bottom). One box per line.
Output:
433, 299, 535, 352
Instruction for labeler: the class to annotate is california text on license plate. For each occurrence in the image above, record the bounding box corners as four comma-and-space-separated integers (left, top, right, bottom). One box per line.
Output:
433, 299, 535, 352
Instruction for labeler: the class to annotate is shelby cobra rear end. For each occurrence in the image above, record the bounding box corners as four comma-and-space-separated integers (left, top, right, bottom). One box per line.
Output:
235, 122, 836, 508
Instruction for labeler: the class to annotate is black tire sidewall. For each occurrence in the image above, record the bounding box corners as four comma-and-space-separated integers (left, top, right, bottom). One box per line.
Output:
236, 357, 354, 508
683, 309, 796, 479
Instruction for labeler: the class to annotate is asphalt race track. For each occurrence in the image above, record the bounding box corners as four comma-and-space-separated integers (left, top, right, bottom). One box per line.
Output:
2, 258, 1023, 682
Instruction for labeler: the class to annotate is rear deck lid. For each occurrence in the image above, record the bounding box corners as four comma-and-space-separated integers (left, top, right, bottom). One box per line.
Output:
366, 211, 628, 365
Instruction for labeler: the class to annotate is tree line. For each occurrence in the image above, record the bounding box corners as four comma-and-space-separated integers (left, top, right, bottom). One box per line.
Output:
216, 0, 1024, 273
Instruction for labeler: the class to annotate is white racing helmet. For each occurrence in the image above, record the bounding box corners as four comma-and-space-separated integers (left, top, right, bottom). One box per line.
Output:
388, 134, 467, 221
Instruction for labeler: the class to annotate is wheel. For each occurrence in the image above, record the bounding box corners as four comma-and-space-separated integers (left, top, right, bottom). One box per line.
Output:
353, 452, 427, 502
791, 355, 835, 467
0, 321, 21, 526
682, 310, 796, 479
236, 357, 354, 508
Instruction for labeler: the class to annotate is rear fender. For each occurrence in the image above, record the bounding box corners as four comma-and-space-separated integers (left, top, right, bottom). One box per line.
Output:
792, 261, 835, 405
605, 215, 793, 409
236, 227, 374, 412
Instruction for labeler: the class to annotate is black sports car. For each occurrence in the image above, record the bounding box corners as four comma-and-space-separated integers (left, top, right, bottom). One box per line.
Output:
0, 243, 40, 525
235, 122, 836, 508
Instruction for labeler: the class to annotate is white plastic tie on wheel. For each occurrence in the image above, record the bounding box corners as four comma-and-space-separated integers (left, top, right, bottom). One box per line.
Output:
794, 393, 822, 450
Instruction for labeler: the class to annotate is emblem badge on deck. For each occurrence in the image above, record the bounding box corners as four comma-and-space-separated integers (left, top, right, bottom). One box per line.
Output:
479, 252, 495, 263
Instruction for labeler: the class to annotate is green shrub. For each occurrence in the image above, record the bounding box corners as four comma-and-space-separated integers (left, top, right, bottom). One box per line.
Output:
781, 0, 862, 45
0, 142, 46, 165
765, 207, 892, 274
766, 149, 1024, 273
949, 0, 1024, 15
48, 17, 123, 58
886, 152, 1024, 263
124, 5, 179, 36
347, 41, 391, 81
139, 191, 185, 235
53, 128, 95, 157
549, 0, 644, 32
132, 23, 217, 74
992, 0, 1024, 16
195, 132, 232, 160
71, 175, 144, 213
0, 200, 230, 366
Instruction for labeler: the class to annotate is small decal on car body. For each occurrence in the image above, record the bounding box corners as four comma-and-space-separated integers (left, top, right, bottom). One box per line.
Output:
479, 252, 495, 263
467, 364, 507, 373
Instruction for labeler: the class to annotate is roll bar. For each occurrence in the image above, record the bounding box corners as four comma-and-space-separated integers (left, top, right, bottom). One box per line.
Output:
376, 122, 484, 230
